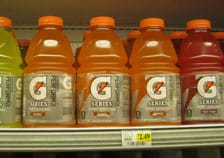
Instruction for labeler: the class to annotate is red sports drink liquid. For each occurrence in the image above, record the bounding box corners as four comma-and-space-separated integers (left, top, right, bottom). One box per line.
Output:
130, 18, 181, 126
179, 19, 224, 124
18, 39, 29, 67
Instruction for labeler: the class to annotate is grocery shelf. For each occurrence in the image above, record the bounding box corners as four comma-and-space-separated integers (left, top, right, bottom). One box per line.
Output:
0, 124, 224, 152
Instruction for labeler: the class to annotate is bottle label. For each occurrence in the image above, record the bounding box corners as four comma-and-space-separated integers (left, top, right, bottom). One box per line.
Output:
77, 73, 130, 124
182, 73, 224, 121
0, 75, 22, 124
132, 73, 181, 122
23, 74, 75, 123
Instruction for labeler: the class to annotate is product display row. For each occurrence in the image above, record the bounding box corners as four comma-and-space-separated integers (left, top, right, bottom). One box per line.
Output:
0, 15, 223, 128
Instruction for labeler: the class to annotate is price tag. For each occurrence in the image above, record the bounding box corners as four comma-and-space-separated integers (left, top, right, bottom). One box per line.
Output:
122, 130, 152, 147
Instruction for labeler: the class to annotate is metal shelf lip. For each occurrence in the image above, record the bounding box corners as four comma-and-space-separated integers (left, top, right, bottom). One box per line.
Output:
0, 124, 223, 151
0, 124, 224, 131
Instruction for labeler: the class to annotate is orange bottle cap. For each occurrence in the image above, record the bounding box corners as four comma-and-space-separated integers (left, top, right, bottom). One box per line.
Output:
0, 17, 12, 28
169, 31, 188, 39
127, 30, 141, 39
17, 39, 30, 46
212, 32, 224, 39
140, 18, 165, 29
187, 19, 211, 30
90, 16, 115, 28
38, 16, 63, 27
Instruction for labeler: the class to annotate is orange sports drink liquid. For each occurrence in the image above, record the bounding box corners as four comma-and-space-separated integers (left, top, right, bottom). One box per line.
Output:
126, 30, 141, 68
169, 31, 188, 56
130, 18, 181, 126
74, 30, 92, 69
179, 19, 224, 124
212, 32, 224, 53
126, 30, 141, 58
23, 16, 76, 127
77, 16, 130, 126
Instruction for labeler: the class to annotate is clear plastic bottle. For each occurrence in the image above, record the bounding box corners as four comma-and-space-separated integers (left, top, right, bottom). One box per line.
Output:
23, 16, 76, 127
130, 18, 181, 126
0, 17, 23, 127
77, 16, 130, 126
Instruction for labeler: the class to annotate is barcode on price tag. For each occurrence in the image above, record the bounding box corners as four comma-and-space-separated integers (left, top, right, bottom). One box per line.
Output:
122, 130, 152, 147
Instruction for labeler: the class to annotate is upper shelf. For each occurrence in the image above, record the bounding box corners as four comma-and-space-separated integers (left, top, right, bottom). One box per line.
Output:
1, 0, 224, 30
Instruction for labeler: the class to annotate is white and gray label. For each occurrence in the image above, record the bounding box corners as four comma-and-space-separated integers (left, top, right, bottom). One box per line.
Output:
182, 73, 224, 121
133, 74, 181, 122
23, 74, 75, 123
0, 75, 22, 124
78, 74, 130, 123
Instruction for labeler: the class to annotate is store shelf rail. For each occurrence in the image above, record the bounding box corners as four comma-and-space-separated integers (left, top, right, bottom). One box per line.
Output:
0, 124, 224, 151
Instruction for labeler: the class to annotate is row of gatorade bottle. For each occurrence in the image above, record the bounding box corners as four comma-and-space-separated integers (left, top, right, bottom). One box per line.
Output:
0, 15, 224, 128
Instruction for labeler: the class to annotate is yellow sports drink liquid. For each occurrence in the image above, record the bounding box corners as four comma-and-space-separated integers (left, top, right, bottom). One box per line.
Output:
77, 16, 130, 126
0, 17, 23, 127
23, 16, 76, 127
130, 18, 181, 126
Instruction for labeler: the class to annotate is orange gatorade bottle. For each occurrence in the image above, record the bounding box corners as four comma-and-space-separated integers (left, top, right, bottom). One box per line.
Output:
126, 30, 141, 57
169, 31, 188, 56
179, 20, 224, 124
77, 16, 130, 126
126, 30, 141, 68
212, 32, 224, 52
74, 30, 92, 69
130, 18, 181, 126
23, 16, 76, 127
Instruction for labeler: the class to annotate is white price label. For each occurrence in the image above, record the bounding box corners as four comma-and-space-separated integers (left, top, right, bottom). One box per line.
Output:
122, 130, 152, 147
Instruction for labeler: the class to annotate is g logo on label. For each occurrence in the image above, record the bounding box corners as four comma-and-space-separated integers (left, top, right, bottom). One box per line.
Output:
91, 76, 112, 100
29, 76, 47, 100
146, 76, 167, 100
63, 76, 72, 90
16, 78, 22, 91
197, 76, 216, 98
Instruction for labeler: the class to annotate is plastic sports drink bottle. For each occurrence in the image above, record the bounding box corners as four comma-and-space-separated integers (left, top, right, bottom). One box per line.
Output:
179, 19, 224, 124
0, 17, 23, 127
169, 31, 187, 56
74, 30, 91, 69
77, 16, 130, 126
126, 30, 141, 58
213, 32, 224, 53
18, 39, 29, 67
23, 16, 76, 127
126, 30, 141, 68
130, 18, 181, 126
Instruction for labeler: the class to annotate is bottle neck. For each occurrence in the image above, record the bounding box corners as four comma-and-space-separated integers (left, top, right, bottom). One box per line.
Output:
90, 25, 114, 31
39, 25, 63, 31
187, 28, 210, 33
141, 27, 163, 32
0, 26, 12, 32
